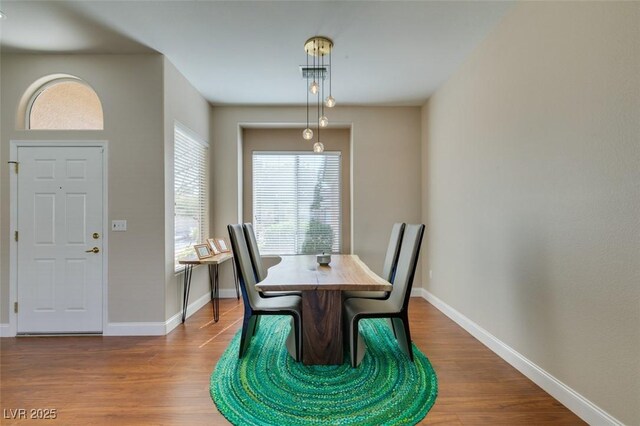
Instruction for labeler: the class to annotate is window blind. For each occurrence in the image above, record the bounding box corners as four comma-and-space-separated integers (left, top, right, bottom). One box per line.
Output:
253, 152, 341, 255
174, 123, 208, 271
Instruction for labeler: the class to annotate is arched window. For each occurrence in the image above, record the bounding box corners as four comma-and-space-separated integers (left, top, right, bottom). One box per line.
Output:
27, 78, 103, 130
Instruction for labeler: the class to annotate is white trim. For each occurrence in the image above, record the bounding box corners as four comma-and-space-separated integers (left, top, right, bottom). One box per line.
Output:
101, 144, 109, 336
9, 143, 18, 337
9, 140, 109, 338
0, 324, 11, 337
421, 289, 623, 426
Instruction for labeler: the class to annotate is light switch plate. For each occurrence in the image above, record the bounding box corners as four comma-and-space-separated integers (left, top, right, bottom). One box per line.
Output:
112, 220, 127, 231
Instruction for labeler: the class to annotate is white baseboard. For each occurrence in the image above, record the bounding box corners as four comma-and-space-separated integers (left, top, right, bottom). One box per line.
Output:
421, 289, 622, 426
0, 323, 11, 337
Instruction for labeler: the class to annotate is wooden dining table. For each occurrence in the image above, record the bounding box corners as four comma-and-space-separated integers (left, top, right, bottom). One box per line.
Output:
255, 254, 392, 365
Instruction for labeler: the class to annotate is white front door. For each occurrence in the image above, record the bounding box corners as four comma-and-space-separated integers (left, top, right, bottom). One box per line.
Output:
17, 146, 104, 333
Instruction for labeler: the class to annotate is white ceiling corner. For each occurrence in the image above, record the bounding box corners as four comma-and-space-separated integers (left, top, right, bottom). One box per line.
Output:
0, 1, 513, 106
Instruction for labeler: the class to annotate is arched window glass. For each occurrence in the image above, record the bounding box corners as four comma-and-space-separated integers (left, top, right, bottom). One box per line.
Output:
28, 79, 103, 130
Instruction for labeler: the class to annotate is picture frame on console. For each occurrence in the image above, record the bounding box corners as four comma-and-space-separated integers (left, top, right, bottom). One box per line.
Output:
194, 243, 213, 259
207, 238, 221, 255
214, 238, 231, 253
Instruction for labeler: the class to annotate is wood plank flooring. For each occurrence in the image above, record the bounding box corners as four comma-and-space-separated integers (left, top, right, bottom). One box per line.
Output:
0, 298, 584, 425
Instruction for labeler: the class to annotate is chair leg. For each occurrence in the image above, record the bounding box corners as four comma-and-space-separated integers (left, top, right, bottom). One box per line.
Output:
391, 315, 414, 362
402, 314, 414, 362
388, 318, 397, 338
350, 317, 360, 368
293, 313, 302, 362
238, 314, 254, 358
252, 316, 261, 337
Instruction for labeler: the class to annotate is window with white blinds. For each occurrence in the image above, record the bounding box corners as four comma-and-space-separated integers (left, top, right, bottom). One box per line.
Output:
174, 123, 208, 271
253, 152, 341, 255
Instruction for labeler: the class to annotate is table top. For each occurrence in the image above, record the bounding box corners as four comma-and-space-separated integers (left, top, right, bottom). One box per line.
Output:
255, 254, 392, 292
178, 251, 233, 265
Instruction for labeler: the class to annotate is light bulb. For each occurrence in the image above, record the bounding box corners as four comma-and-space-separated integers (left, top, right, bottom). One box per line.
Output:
319, 116, 329, 127
313, 142, 325, 153
302, 128, 313, 140
309, 81, 319, 95
325, 95, 336, 108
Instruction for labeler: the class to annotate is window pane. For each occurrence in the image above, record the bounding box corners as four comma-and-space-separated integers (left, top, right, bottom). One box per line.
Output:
253, 152, 341, 255
29, 80, 103, 130
175, 124, 208, 271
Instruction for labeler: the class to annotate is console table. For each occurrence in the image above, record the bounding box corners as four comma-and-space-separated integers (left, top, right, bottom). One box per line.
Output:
178, 252, 239, 323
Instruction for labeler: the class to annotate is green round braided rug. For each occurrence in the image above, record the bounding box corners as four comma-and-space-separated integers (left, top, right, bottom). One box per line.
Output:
210, 316, 438, 425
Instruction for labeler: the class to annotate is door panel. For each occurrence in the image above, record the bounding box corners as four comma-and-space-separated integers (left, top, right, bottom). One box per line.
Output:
17, 146, 103, 333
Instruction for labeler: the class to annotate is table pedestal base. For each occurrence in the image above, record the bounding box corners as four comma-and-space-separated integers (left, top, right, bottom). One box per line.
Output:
302, 290, 343, 365
285, 318, 299, 361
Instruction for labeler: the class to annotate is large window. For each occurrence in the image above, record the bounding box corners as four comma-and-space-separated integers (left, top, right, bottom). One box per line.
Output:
253, 152, 341, 255
174, 123, 208, 271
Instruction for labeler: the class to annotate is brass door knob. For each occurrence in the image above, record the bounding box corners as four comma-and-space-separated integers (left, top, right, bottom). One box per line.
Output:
85, 247, 100, 254
92, 232, 100, 239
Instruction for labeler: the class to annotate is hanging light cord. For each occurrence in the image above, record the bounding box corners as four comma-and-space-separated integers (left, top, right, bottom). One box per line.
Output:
317, 42, 321, 143
329, 47, 332, 98
321, 42, 325, 117
306, 48, 309, 129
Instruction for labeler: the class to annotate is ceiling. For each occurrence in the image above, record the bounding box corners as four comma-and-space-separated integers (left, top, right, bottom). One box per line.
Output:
0, 1, 512, 106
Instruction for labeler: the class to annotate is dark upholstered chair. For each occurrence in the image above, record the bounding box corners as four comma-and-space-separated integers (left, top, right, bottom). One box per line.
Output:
343, 222, 405, 300
343, 224, 425, 367
228, 224, 302, 360
243, 223, 301, 298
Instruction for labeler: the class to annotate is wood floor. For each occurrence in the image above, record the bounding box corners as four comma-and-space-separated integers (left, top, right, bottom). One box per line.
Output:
0, 298, 584, 425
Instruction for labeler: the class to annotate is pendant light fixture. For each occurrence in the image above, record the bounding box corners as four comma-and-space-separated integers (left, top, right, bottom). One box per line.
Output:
302, 36, 334, 153
302, 49, 313, 141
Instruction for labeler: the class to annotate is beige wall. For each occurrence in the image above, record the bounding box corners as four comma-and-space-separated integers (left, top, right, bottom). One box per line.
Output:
0, 54, 166, 324
242, 128, 352, 253
162, 58, 212, 321
422, 2, 639, 424
211, 106, 422, 291
0, 53, 4, 324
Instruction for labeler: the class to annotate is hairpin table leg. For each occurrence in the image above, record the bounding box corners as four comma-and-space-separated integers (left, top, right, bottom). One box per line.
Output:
209, 264, 220, 322
181, 265, 193, 323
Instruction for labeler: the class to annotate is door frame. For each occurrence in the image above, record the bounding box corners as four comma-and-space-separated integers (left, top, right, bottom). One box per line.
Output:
9, 140, 109, 336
